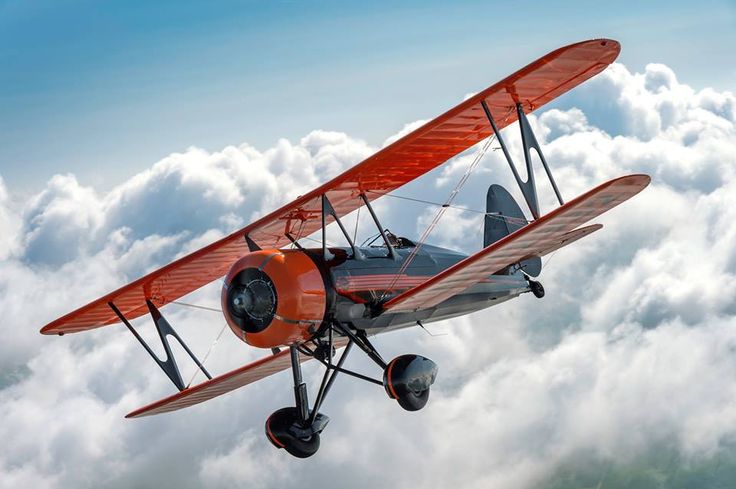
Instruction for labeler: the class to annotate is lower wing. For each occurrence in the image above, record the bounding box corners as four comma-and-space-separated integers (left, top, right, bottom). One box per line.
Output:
127, 338, 348, 418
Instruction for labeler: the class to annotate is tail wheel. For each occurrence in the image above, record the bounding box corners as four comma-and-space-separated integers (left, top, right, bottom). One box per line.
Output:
383, 354, 438, 412
529, 280, 545, 298
265, 407, 320, 458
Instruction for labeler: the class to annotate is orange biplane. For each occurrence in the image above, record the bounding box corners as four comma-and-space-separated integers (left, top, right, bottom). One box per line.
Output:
41, 39, 649, 458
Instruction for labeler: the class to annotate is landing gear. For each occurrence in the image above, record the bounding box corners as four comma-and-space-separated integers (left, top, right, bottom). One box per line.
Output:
266, 324, 438, 457
265, 407, 321, 458
383, 354, 438, 411
331, 323, 437, 411
529, 279, 545, 298
265, 345, 331, 458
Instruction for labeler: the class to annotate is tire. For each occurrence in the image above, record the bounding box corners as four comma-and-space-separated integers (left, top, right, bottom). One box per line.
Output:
530, 280, 545, 298
265, 407, 321, 458
396, 388, 430, 411
383, 355, 437, 412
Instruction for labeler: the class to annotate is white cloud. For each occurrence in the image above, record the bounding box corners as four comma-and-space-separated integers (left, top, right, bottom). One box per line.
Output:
0, 177, 21, 261
1, 61, 736, 488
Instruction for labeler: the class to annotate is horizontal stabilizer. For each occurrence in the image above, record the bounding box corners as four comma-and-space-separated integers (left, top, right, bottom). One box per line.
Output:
538, 223, 602, 256
126, 339, 348, 418
383, 174, 649, 313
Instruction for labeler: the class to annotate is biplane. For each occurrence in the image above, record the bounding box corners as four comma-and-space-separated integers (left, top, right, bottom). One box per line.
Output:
41, 39, 650, 458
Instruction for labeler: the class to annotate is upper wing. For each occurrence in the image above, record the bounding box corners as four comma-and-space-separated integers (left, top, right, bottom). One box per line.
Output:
383, 175, 650, 313
41, 39, 620, 335
126, 338, 349, 418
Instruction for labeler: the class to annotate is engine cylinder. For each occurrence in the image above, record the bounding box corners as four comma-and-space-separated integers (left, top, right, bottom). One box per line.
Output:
222, 249, 327, 348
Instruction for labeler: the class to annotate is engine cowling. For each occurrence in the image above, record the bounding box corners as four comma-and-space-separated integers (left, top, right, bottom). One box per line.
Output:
221, 249, 327, 348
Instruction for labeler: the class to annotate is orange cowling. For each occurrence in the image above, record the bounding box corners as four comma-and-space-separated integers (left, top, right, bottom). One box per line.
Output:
221, 249, 327, 349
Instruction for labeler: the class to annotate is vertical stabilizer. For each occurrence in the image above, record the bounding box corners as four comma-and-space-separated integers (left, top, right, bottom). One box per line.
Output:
484, 184, 542, 276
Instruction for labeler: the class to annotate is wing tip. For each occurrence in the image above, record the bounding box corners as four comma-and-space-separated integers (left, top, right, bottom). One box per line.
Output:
558, 38, 621, 64
39, 319, 105, 336
620, 173, 652, 192
594, 37, 620, 52
40, 322, 64, 336
124, 397, 175, 418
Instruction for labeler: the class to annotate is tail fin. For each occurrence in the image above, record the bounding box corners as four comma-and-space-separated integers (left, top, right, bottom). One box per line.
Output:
484, 184, 542, 276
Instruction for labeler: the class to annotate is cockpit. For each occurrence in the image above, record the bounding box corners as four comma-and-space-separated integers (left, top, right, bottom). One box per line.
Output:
361, 229, 416, 249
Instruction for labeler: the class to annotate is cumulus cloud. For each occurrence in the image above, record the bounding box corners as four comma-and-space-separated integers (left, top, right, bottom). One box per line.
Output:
16, 131, 373, 268
0, 177, 21, 260
1, 62, 736, 488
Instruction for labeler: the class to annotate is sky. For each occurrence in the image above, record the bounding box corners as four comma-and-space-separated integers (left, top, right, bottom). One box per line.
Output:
1, 0, 734, 194
2, 2, 736, 488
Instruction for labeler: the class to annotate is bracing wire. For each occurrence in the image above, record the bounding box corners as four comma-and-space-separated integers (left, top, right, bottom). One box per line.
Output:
367, 191, 529, 226
379, 134, 497, 301
187, 323, 227, 388
301, 235, 336, 248
169, 300, 227, 388
541, 249, 560, 272
171, 300, 221, 313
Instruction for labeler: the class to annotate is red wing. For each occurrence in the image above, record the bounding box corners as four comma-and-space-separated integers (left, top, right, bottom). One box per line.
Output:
126, 338, 349, 418
41, 39, 620, 335
383, 175, 649, 313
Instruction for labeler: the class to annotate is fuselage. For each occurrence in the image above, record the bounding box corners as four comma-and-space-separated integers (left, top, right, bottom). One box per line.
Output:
321, 242, 530, 335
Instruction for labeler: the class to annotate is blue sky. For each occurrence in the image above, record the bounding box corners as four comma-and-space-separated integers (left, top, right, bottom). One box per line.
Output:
1, 0, 734, 194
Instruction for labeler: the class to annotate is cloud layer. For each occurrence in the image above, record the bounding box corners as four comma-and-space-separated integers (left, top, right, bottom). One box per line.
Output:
1, 62, 735, 488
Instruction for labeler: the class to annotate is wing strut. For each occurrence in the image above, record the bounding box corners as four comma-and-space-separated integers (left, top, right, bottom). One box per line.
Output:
109, 300, 212, 391
321, 194, 364, 261
481, 101, 564, 219
359, 193, 398, 260
244, 234, 261, 252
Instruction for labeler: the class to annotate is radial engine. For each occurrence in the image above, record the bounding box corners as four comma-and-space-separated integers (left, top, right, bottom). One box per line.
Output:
221, 250, 327, 348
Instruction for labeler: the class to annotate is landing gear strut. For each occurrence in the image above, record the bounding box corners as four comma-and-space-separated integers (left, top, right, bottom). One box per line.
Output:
265, 346, 330, 458
332, 323, 438, 412
266, 323, 438, 457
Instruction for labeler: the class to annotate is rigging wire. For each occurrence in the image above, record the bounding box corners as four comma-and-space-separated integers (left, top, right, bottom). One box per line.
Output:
301, 234, 336, 248
366, 190, 529, 226
187, 323, 228, 388
540, 249, 560, 272
169, 300, 227, 388
171, 300, 221, 313
379, 134, 497, 301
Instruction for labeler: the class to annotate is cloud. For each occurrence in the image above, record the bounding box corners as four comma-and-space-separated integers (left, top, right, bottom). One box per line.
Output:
1, 61, 736, 488
0, 177, 21, 260
16, 131, 373, 268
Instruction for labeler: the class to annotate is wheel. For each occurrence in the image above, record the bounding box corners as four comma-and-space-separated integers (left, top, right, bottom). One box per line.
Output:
396, 387, 430, 411
265, 407, 321, 458
383, 354, 438, 412
529, 280, 545, 298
